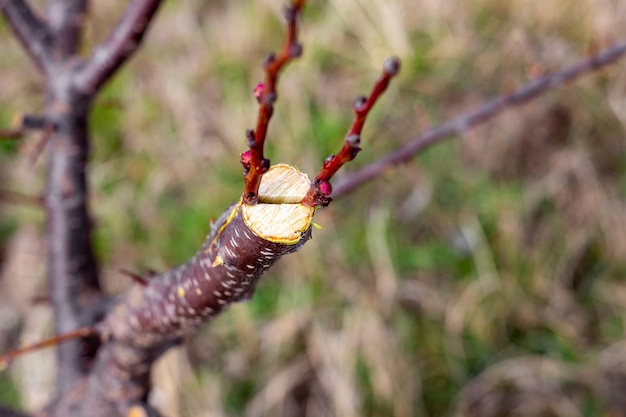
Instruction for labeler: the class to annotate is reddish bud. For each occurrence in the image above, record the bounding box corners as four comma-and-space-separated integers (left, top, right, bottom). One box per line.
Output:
318, 180, 332, 196
240, 150, 252, 165
253, 83, 264, 102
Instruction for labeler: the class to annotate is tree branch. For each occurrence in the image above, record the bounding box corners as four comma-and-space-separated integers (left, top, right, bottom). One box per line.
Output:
73, 0, 162, 95
0, 0, 53, 73
47, 0, 87, 58
333, 40, 626, 197
301, 57, 400, 207
241, 0, 305, 205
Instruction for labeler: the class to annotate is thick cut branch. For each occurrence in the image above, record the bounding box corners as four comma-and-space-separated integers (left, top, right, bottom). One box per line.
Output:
333, 40, 626, 197
73, 0, 162, 95
44, 165, 315, 417
0, 0, 53, 72
241, 0, 305, 205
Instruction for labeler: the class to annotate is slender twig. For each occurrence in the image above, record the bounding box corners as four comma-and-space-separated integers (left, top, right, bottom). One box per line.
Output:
73, 0, 163, 95
333, 40, 626, 197
119, 268, 149, 286
0, 0, 53, 73
0, 190, 44, 208
301, 57, 401, 207
241, 0, 306, 205
0, 327, 95, 370
0, 129, 22, 140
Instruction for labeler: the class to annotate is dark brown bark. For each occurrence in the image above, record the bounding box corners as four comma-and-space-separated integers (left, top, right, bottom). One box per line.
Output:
1, 0, 164, 404
45, 166, 315, 416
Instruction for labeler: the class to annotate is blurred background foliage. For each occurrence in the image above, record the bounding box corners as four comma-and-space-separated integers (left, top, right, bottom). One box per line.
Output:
2, 0, 626, 416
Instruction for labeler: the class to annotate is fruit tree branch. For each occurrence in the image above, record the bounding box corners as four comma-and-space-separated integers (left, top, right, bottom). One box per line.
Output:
0, 0, 54, 73
73, 0, 162, 95
241, 0, 305, 205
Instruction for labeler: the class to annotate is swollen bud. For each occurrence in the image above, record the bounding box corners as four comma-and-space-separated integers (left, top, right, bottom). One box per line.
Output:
253, 83, 264, 102
354, 95, 367, 111
318, 180, 332, 196
240, 150, 252, 165
283, 5, 297, 23
264, 53, 277, 68
346, 134, 361, 147
383, 57, 401, 76
240, 150, 252, 174
290, 42, 303, 58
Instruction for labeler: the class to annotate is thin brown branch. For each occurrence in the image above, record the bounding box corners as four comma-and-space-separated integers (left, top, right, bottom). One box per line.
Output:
332, 40, 626, 198
119, 268, 149, 286
0, 0, 53, 73
301, 57, 401, 207
241, 0, 306, 205
0, 327, 95, 370
73, 0, 163, 95
0, 190, 44, 208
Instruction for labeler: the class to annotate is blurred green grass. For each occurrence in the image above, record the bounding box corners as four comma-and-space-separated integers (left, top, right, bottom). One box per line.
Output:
2, 0, 626, 416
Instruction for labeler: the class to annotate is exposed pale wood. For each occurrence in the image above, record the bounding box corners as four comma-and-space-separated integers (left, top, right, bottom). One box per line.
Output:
243, 164, 315, 244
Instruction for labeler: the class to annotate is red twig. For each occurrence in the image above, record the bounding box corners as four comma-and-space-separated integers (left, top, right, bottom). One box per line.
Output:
332, 40, 626, 198
301, 57, 401, 207
241, 0, 305, 205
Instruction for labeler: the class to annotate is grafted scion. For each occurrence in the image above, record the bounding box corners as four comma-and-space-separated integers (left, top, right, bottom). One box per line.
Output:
301, 56, 401, 207
241, 0, 306, 205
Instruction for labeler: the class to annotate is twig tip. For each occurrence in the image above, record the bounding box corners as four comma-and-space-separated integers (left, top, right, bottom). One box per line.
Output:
383, 56, 401, 76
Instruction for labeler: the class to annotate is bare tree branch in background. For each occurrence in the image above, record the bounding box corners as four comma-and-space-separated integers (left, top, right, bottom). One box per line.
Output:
333, 40, 626, 197
0, 0, 164, 412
